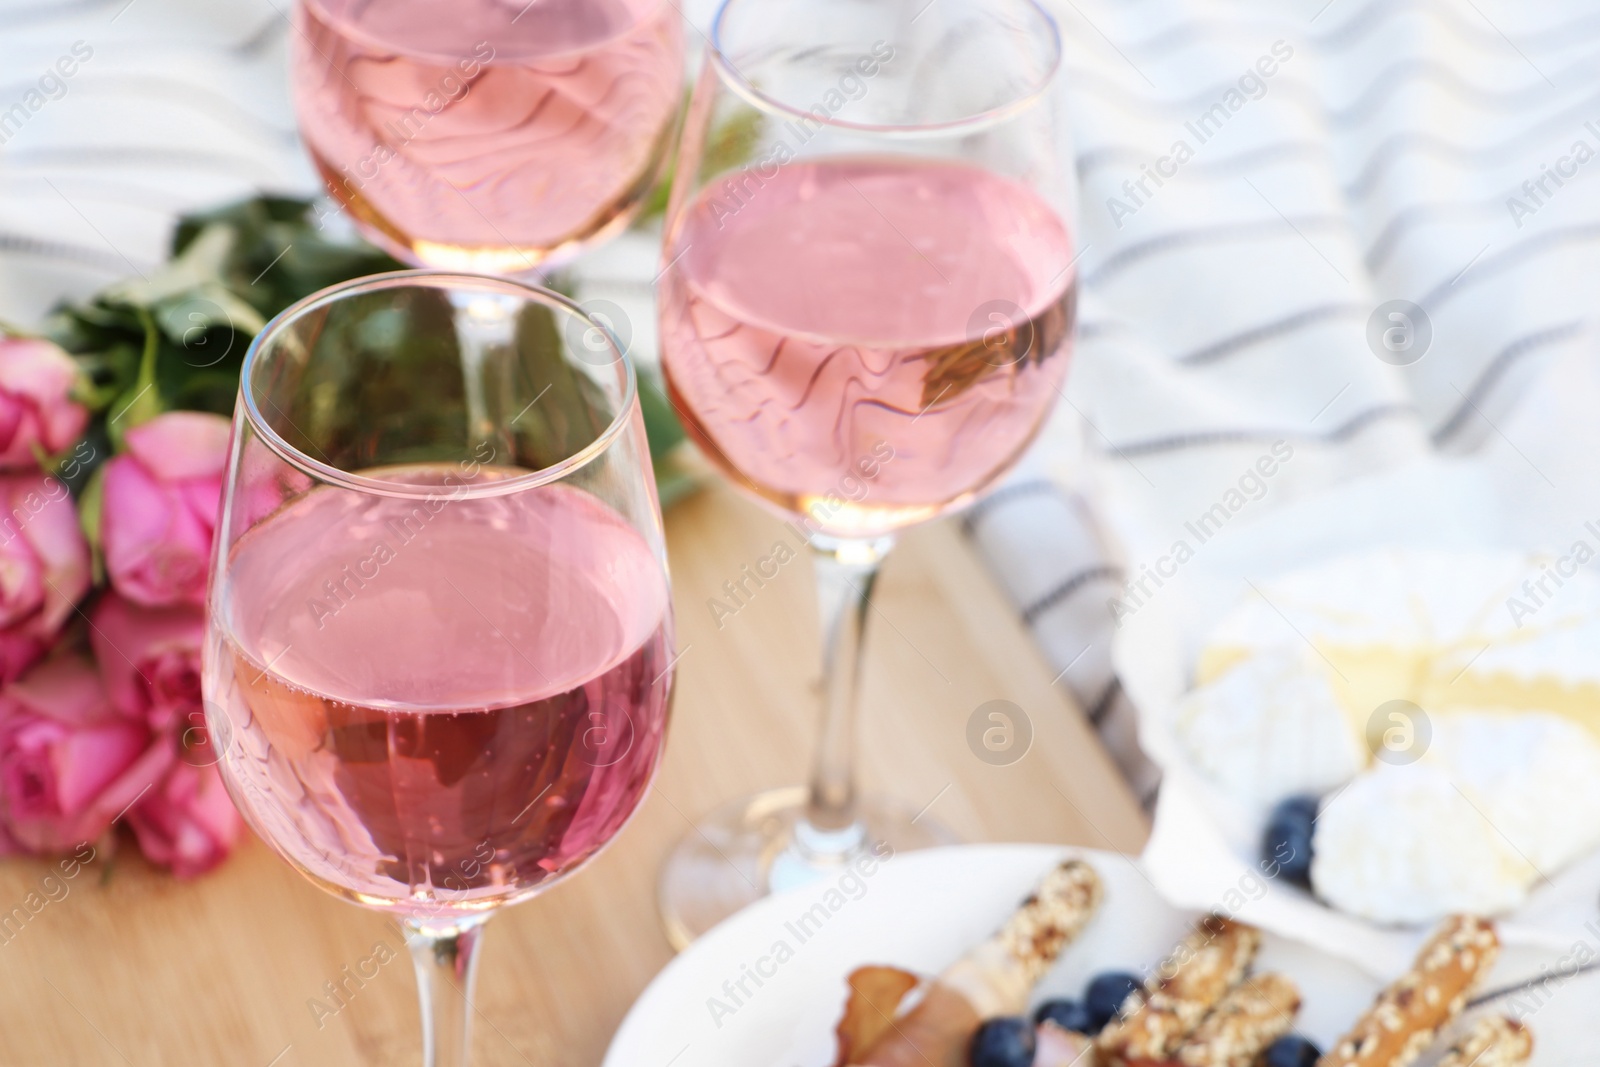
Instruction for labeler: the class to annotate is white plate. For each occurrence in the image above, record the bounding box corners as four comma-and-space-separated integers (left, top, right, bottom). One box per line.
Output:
604, 844, 1595, 1066
1114, 460, 1600, 977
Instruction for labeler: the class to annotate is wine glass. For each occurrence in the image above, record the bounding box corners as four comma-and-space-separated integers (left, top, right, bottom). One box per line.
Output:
203, 272, 675, 1066
655, 0, 1077, 945
290, 0, 685, 275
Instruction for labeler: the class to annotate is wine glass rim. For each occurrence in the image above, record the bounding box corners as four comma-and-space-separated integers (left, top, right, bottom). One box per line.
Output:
239, 269, 638, 501
298, 0, 680, 64
707, 0, 1062, 136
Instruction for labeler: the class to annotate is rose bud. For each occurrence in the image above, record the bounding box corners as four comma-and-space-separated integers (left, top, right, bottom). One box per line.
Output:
89, 592, 203, 733
0, 472, 92, 683
126, 761, 242, 879
0, 337, 88, 470
101, 412, 230, 608
0, 656, 172, 853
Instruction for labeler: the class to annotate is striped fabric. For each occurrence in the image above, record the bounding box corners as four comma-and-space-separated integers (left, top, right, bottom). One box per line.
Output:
973, 0, 1600, 807
0, 0, 316, 324
3, 0, 1597, 808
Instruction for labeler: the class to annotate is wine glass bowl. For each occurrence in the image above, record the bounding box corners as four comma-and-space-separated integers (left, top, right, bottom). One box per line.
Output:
655, 0, 1077, 945
292, 0, 685, 274
697, 0, 1064, 136
203, 272, 675, 1062
660, 0, 1076, 540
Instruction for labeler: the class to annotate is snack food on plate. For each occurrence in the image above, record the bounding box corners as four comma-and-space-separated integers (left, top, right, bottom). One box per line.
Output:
1096, 916, 1262, 1063
1317, 915, 1498, 1067
833, 858, 1103, 1067
1174, 972, 1301, 1067
1435, 1015, 1532, 1067
828, 861, 1529, 1067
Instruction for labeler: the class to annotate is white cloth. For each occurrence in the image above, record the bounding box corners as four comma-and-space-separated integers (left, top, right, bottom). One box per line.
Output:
0, 0, 316, 321
974, 0, 1600, 804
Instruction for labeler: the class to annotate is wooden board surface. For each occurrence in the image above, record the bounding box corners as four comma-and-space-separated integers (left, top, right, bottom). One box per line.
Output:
0, 482, 1147, 1066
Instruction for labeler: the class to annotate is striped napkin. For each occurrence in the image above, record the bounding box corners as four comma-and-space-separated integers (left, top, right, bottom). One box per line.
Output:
971, 0, 1600, 808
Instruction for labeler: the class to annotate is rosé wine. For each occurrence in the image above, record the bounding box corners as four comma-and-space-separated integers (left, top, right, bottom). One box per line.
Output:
660, 156, 1076, 538
205, 469, 673, 916
294, 0, 684, 273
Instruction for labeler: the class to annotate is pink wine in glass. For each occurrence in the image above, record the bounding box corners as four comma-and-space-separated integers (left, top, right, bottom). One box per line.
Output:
293, 0, 684, 273
205, 470, 673, 917
660, 157, 1076, 538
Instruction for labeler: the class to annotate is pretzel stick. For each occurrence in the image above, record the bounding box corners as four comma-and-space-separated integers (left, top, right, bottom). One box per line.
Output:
1175, 972, 1301, 1067
1436, 1016, 1532, 1067
1318, 915, 1499, 1067
1097, 916, 1262, 1063
847, 859, 1104, 1067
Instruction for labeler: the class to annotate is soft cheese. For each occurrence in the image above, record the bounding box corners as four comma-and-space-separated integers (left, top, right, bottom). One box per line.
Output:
1175, 650, 1367, 804
1197, 549, 1600, 744
1182, 548, 1600, 924
1311, 712, 1600, 922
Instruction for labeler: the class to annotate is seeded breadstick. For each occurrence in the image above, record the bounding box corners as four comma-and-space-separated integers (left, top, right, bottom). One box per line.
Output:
847, 859, 1104, 1067
1318, 915, 1499, 1067
1435, 1016, 1532, 1067
1097, 916, 1262, 1063
941, 858, 1107, 1017
1175, 972, 1301, 1067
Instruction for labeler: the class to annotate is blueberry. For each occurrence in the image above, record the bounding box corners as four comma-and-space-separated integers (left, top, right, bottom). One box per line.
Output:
1032, 998, 1095, 1034
969, 1017, 1036, 1067
1262, 794, 1319, 889
1083, 971, 1142, 1032
1262, 1035, 1322, 1067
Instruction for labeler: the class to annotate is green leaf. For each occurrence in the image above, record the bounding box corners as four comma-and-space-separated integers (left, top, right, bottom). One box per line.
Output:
653, 453, 703, 509
78, 463, 107, 586
634, 91, 764, 225
36, 192, 717, 524
638, 163, 675, 223
69, 339, 142, 414
102, 223, 238, 311
46, 425, 108, 496
704, 107, 765, 178
170, 195, 313, 257
105, 313, 165, 449
638, 373, 686, 461
151, 282, 267, 348
636, 373, 700, 504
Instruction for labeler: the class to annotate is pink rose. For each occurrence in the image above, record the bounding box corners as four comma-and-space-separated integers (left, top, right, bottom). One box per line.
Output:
0, 656, 172, 853
90, 593, 203, 734
126, 762, 242, 879
101, 412, 231, 607
0, 473, 91, 683
0, 632, 48, 688
0, 338, 88, 469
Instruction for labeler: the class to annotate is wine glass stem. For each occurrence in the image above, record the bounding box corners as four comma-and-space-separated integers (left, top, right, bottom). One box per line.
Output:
801, 534, 895, 856
449, 295, 519, 458
403, 914, 489, 1067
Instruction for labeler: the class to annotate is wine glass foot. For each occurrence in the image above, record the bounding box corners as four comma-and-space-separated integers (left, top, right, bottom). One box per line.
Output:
656, 785, 957, 951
